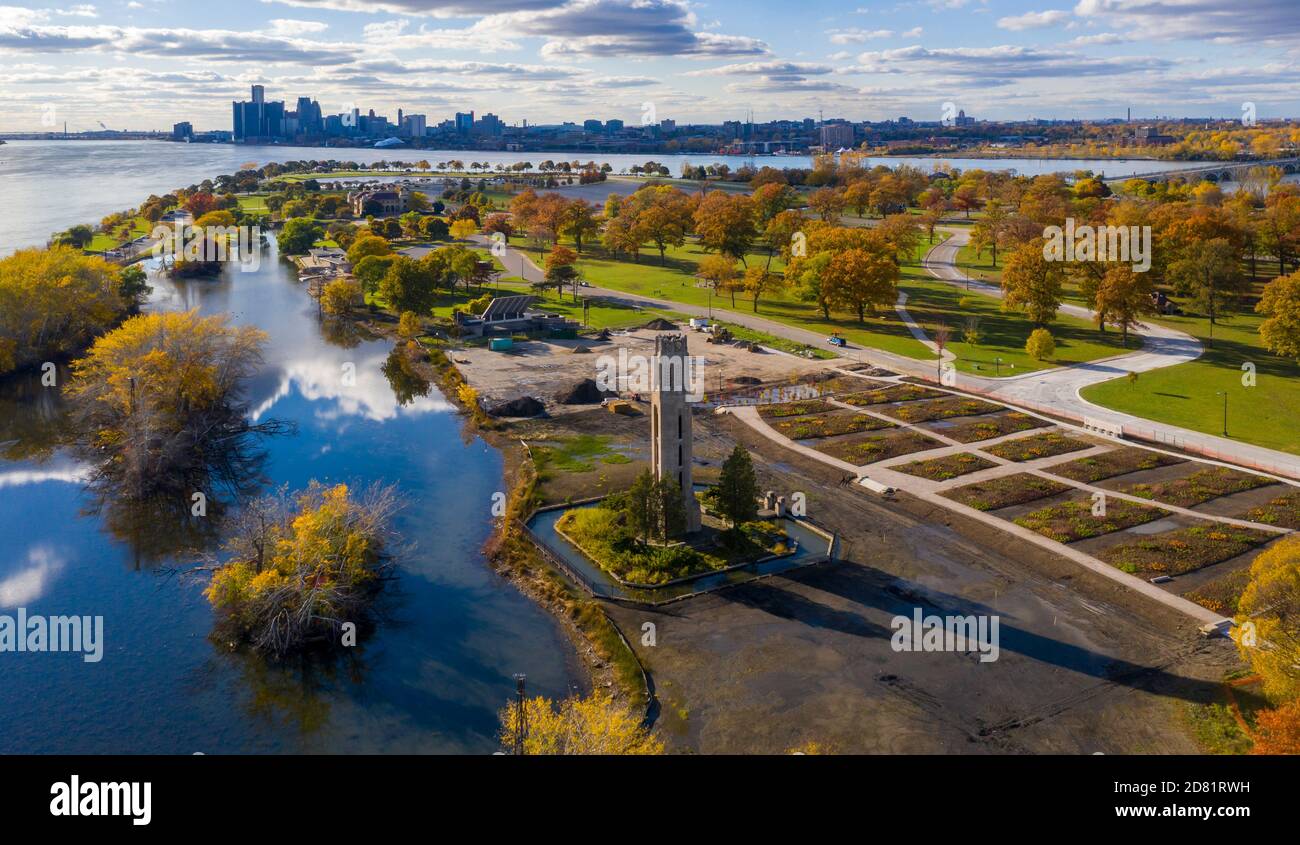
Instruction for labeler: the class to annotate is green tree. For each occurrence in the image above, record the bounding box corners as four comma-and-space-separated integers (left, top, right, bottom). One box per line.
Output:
1025, 327, 1056, 360
1257, 270, 1300, 362
1001, 241, 1064, 326
378, 255, 437, 315
277, 218, 322, 255
713, 445, 758, 527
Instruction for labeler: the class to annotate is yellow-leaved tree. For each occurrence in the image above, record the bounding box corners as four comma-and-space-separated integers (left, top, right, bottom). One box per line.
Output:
0, 246, 128, 376
1236, 535, 1300, 701
206, 481, 401, 655
498, 695, 663, 755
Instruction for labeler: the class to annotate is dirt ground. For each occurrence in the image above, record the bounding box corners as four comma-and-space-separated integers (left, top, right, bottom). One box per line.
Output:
455, 327, 832, 415
602, 412, 1244, 754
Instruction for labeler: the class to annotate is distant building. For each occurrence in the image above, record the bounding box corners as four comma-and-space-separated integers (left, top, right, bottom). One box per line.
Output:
348, 186, 413, 216
455, 111, 475, 134
583, 119, 603, 132
172, 121, 193, 141
400, 113, 426, 138
820, 122, 855, 149
476, 113, 504, 136
605, 119, 624, 133
954, 109, 975, 127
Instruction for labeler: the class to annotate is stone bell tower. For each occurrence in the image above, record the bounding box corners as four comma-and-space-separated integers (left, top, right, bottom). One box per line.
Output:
650, 333, 702, 534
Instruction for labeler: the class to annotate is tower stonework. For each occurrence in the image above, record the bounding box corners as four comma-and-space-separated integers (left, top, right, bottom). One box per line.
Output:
650, 333, 702, 534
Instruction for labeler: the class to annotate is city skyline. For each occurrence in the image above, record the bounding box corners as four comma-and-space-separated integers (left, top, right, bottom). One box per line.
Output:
2, 1, 1300, 133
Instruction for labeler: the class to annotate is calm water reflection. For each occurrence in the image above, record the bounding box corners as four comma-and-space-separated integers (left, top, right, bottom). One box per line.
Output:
0, 240, 581, 753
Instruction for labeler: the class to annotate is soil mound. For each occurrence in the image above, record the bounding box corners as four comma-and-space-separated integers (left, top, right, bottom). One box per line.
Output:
555, 378, 613, 405
641, 318, 678, 331
488, 396, 546, 418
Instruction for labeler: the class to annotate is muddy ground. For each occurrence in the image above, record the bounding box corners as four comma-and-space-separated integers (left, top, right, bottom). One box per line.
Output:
600, 411, 1243, 754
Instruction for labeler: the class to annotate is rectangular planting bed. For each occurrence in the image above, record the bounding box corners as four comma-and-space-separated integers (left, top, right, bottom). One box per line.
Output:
813, 429, 945, 465
891, 452, 998, 481
932, 411, 1051, 444
981, 431, 1094, 463
1116, 466, 1274, 508
771, 410, 895, 440
1014, 497, 1170, 542
1047, 447, 1185, 483
878, 395, 1005, 424
758, 399, 835, 419
940, 473, 1072, 511
1098, 524, 1277, 577
838, 384, 948, 407
1239, 490, 1300, 529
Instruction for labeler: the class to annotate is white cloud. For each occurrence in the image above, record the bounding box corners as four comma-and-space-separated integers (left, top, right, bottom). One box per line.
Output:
997, 10, 1070, 31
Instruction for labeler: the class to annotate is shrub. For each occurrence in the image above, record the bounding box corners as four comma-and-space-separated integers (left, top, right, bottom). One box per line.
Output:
1025, 327, 1056, 361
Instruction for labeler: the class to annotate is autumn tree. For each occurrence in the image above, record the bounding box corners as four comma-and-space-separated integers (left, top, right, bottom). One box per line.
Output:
696, 253, 741, 307
1094, 264, 1156, 346
378, 255, 437, 314
558, 199, 600, 253
1001, 242, 1064, 326
497, 694, 663, 755
68, 309, 269, 498
1251, 700, 1300, 755
1236, 535, 1300, 700
822, 245, 899, 322
1025, 327, 1055, 361
1167, 237, 1243, 341
1257, 270, 1300, 362
206, 481, 401, 655
321, 278, 362, 315
345, 232, 392, 265
693, 190, 756, 264
743, 265, 783, 313
808, 187, 846, 223
0, 246, 129, 375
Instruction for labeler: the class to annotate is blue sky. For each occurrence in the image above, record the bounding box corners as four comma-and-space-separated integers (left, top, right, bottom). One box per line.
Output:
1, 0, 1297, 131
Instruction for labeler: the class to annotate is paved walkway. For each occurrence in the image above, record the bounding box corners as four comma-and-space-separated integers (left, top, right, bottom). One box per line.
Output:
475, 234, 1300, 479
921, 228, 1300, 479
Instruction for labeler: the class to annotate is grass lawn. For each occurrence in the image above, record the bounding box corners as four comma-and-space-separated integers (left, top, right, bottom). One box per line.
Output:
1080, 309, 1300, 456
237, 194, 271, 216
86, 215, 153, 252
567, 236, 1133, 376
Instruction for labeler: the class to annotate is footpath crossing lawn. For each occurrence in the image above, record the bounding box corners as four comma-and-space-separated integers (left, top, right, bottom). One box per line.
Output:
1081, 310, 1300, 456
571, 237, 1133, 374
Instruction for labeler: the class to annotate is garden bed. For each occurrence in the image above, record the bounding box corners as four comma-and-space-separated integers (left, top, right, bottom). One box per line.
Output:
838, 384, 947, 407
1118, 466, 1273, 508
878, 395, 1004, 424
757, 399, 835, 419
771, 411, 894, 440
1240, 489, 1300, 529
1047, 447, 1185, 483
1014, 497, 1170, 542
554, 505, 791, 586
1183, 567, 1254, 615
940, 473, 1071, 511
935, 411, 1051, 444
1099, 524, 1276, 577
891, 452, 998, 481
981, 431, 1094, 463
813, 429, 944, 465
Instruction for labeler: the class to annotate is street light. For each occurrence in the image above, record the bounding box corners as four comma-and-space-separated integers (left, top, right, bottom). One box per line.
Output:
1215, 390, 1228, 436
994, 356, 1003, 377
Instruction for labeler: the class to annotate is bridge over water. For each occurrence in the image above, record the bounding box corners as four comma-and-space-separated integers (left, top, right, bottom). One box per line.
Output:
1103, 157, 1300, 184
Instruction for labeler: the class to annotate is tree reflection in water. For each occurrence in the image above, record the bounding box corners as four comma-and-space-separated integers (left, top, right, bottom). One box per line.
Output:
381, 344, 431, 407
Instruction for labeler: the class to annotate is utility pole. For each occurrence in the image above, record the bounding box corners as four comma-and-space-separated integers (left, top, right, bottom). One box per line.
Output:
512, 673, 527, 756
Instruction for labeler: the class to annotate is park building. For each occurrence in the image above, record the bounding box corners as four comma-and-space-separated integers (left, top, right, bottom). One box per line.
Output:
347, 186, 413, 217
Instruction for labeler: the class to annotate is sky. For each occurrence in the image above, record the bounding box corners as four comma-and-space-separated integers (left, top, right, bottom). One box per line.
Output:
0, 0, 1298, 132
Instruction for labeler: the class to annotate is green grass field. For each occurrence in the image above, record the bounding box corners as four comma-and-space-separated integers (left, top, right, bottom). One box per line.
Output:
564, 235, 1130, 374
1081, 309, 1300, 455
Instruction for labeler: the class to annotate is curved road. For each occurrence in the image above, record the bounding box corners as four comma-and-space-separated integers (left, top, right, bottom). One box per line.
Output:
475, 233, 1300, 479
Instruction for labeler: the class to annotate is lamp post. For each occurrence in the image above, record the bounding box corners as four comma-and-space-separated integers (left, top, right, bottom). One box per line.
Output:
1215, 390, 1228, 436
994, 356, 1003, 377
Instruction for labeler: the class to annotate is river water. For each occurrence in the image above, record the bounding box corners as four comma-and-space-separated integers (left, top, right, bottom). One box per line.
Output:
0, 234, 582, 753
0, 139, 1211, 256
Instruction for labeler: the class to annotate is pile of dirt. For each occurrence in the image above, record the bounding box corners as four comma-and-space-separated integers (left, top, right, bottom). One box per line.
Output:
488, 396, 546, 418
555, 378, 614, 405
641, 318, 678, 331
730, 375, 762, 386
594, 328, 612, 341
571, 345, 592, 354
